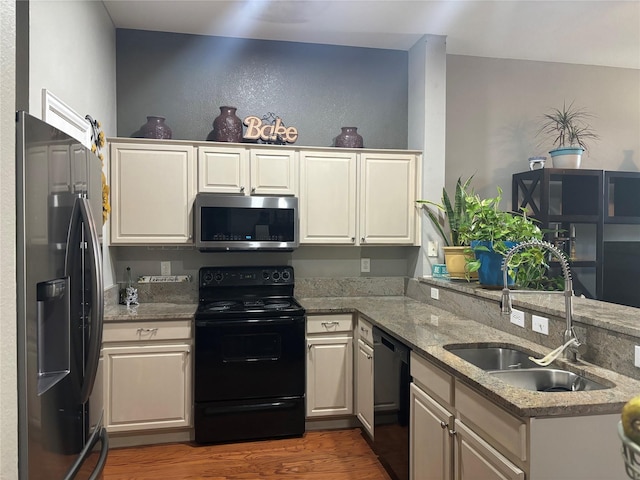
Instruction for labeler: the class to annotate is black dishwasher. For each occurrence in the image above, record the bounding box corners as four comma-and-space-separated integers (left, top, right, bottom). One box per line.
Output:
372, 327, 410, 480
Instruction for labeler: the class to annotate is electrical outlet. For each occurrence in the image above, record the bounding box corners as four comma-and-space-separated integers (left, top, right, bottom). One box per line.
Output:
635, 346, 640, 368
510, 308, 525, 328
427, 241, 438, 257
430, 287, 439, 300
360, 258, 371, 273
532, 315, 549, 335
160, 261, 171, 276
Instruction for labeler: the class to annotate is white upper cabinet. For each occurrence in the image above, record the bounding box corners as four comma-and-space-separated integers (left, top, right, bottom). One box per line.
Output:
299, 149, 420, 246
299, 150, 358, 244
359, 152, 418, 245
109, 141, 196, 245
198, 145, 297, 196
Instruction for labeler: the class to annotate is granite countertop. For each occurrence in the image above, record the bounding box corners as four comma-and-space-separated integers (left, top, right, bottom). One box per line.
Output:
300, 296, 639, 419
103, 295, 638, 419
104, 303, 197, 321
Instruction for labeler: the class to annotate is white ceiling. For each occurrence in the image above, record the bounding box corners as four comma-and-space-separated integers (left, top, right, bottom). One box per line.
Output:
103, 0, 640, 70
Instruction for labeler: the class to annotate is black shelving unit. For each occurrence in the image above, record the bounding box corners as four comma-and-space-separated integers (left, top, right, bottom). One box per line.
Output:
513, 168, 640, 304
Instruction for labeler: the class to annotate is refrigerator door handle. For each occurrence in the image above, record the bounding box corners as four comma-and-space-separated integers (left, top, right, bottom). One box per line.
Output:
65, 197, 104, 404
61, 426, 109, 480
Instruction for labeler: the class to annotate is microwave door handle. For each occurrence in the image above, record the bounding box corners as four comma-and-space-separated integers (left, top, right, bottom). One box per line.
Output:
65, 198, 104, 404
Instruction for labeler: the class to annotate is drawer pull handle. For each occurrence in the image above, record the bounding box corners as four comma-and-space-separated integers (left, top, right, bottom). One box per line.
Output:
440, 421, 448, 429
136, 328, 158, 335
321, 321, 339, 328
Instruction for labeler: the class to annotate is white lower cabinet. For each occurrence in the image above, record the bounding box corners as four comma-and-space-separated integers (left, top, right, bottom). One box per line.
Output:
409, 382, 454, 480
306, 314, 354, 418
356, 338, 374, 438
102, 320, 192, 433
454, 419, 524, 480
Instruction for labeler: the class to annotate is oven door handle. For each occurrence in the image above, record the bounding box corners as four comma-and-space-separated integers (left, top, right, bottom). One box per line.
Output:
203, 400, 300, 415
195, 316, 305, 327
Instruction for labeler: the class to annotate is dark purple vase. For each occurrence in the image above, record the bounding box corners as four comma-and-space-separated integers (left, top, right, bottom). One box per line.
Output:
208, 106, 243, 143
335, 127, 363, 148
138, 116, 172, 139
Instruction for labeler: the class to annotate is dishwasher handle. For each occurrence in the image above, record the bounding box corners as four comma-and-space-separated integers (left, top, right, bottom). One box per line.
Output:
373, 327, 409, 363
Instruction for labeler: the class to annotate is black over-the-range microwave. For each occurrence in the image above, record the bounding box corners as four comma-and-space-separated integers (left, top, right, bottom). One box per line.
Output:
194, 193, 299, 251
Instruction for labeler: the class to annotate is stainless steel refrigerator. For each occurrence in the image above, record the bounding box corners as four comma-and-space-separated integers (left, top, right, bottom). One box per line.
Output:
16, 111, 109, 479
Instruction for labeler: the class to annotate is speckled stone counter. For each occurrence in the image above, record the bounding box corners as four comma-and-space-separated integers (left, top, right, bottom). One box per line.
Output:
300, 295, 640, 419
104, 303, 197, 322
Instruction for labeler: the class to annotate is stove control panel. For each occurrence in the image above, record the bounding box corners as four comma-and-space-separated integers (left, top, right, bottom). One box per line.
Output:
200, 266, 294, 287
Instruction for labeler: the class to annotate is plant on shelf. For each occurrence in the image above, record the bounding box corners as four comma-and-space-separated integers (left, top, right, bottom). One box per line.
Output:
416, 176, 476, 279
538, 101, 599, 169
458, 187, 548, 287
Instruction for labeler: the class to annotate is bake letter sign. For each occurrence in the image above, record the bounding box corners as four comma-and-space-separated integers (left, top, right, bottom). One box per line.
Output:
243, 116, 299, 143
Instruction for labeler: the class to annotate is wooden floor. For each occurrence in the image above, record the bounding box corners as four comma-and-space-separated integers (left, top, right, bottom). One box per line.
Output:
103, 429, 392, 480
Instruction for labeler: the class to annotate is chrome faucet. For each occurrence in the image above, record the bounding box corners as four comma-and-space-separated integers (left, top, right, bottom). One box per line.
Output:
500, 239, 586, 363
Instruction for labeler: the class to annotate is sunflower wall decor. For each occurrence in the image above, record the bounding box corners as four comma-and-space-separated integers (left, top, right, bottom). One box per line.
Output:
86, 115, 110, 224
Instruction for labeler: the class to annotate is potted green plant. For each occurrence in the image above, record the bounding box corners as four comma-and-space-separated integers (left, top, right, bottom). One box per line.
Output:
538, 101, 599, 169
417, 176, 476, 279
458, 188, 544, 287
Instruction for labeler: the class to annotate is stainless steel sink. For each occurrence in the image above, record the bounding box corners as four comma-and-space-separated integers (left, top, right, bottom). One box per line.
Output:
445, 345, 540, 370
489, 368, 610, 392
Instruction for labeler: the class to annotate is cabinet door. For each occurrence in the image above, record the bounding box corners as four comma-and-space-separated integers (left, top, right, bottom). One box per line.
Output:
250, 149, 297, 196
360, 153, 418, 245
410, 383, 454, 480
454, 420, 525, 480
356, 339, 374, 439
103, 343, 192, 432
299, 150, 357, 244
306, 336, 353, 417
198, 145, 248, 194
110, 142, 196, 244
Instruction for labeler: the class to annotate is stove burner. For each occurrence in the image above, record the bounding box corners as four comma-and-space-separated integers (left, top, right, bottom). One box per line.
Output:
205, 300, 240, 312
263, 301, 292, 310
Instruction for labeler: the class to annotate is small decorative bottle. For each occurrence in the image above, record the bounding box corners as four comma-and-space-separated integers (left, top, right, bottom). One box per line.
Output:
119, 267, 139, 306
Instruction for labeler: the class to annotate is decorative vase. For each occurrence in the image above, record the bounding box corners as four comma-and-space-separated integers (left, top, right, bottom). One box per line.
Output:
208, 106, 243, 142
550, 147, 583, 168
335, 127, 363, 148
138, 116, 172, 139
471, 240, 517, 288
443, 246, 477, 280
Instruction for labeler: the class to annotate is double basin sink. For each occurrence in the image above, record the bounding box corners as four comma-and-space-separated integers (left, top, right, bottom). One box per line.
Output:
445, 345, 611, 392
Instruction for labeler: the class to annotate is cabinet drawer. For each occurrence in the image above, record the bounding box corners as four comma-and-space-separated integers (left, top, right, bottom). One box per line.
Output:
455, 380, 528, 462
307, 314, 353, 334
357, 317, 374, 346
103, 320, 192, 343
410, 351, 453, 407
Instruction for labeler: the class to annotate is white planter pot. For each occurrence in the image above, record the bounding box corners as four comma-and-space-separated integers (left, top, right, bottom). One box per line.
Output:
549, 147, 584, 168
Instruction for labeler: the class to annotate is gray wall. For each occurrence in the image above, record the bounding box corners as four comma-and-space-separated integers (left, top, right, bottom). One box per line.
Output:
115, 29, 408, 148
445, 55, 640, 201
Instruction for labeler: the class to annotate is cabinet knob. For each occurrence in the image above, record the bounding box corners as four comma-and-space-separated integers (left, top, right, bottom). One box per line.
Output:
449, 429, 457, 436
360, 326, 368, 334
361, 237, 365, 243
440, 421, 448, 429
351, 237, 356, 243
251, 187, 256, 193
308, 343, 312, 350
240, 186, 245, 192
366, 354, 372, 360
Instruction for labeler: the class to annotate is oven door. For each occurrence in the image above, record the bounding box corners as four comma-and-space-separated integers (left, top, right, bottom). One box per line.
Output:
195, 315, 305, 402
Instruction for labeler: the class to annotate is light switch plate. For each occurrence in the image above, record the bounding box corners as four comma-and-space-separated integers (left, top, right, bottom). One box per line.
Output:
510, 308, 525, 328
532, 315, 549, 335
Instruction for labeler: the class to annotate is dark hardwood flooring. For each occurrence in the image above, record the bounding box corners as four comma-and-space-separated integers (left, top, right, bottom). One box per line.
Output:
103, 429, 392, 480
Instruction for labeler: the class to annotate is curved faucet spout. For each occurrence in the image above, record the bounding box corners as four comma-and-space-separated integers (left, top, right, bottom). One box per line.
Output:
501, 239, 584, 362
